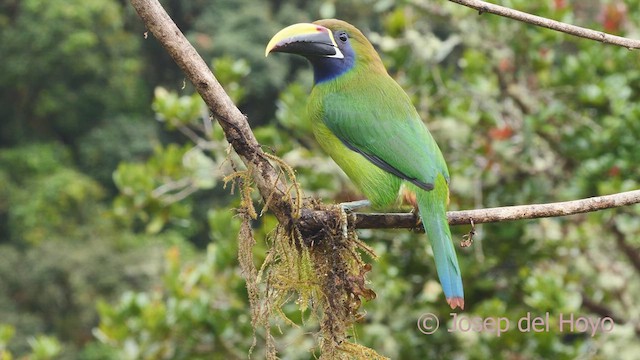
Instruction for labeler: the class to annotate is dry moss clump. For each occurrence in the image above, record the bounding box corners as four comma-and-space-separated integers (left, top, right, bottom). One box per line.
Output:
230, 162, 387, 359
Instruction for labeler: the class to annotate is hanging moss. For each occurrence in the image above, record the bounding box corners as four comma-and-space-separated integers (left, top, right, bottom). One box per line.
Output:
231, 157, 386, 359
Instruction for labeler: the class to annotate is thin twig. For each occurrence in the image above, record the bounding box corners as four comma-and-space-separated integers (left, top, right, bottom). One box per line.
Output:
151, 177, 193, 197
444, 0, 640, 49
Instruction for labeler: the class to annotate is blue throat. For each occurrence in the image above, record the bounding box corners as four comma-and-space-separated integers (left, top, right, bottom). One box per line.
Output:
309, 45, 355, 84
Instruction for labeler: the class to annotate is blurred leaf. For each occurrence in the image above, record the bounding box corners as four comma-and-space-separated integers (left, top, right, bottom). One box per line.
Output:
27, 335, 62, 360
152, 87, 206, 130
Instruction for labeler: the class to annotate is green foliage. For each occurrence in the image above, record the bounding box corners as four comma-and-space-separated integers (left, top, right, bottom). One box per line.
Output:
152, 88, 206, 130
0, 324, 62, 360
0, 143, 73, 182
2, 0, 640, 358
0, 0, 146, 144
27, 335, 62, 360
0, 235, 171, 356
0, 324, 15, 359
113, 144, 197, 234
0, 143, 104, 245
76, 116, 159, 187
95, 244, 253, 360
10, 168, 105, 244
212, 57, 251, 104
113, 85, 232, 235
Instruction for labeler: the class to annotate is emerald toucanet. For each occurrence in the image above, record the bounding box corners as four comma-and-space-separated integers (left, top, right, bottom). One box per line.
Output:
266, 19, 464, 309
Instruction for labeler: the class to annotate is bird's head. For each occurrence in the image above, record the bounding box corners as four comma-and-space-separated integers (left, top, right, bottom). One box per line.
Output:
266, 19, 385, 84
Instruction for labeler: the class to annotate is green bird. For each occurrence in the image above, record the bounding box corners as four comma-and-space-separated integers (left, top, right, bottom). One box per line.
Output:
266, 19, 464, 309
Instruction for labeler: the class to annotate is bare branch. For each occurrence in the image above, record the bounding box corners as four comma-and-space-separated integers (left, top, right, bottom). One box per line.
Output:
300, 190, 640, 230
445, 189, 640, 225
444, 0, 640, 49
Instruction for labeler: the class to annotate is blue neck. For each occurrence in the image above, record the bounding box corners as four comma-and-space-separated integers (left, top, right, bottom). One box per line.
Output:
309, 57, 353, 84
308, 45, 355, 84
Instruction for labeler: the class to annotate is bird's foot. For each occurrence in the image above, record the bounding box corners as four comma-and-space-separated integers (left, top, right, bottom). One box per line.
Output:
337, 200, 370, 239
338, 205, 349, 239
460, 218, 475, 248
339, 199, 371, 213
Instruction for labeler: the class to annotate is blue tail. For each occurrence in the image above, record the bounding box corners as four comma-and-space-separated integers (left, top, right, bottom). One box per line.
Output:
414, 178, 464, 309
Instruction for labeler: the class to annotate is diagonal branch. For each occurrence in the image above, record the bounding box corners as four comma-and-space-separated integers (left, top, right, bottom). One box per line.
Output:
444, 0, 640, 49
130, 0, 295, 224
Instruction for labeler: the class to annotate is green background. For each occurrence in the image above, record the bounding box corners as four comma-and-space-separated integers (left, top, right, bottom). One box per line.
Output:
1, 0, 639, 358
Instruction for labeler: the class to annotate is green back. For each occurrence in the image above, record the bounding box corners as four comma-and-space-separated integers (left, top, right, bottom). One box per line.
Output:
309, 68, 450, 194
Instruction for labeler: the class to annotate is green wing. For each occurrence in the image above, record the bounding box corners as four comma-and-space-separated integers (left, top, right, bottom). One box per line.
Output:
321, 78, 449, 190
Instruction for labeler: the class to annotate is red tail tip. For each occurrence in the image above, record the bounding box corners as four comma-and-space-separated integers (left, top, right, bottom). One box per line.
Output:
447, 297, 465, 310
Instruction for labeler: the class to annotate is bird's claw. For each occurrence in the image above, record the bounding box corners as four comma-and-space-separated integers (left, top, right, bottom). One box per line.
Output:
339, 199, 371, 213
338, 205, 349, 239
460, 218, 475, 248
338, 200, 370, 239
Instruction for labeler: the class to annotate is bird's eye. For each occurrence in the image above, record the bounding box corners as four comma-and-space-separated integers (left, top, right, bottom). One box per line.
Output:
337, 31, 348, 42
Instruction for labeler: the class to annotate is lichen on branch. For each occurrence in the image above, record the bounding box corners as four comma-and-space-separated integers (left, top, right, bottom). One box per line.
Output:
233, 171, 383, 359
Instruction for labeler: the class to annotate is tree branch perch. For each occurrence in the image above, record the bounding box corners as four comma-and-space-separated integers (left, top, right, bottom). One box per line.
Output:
131, 0, 640, 235
348, 190, 640, 229
446, 0, 640, 49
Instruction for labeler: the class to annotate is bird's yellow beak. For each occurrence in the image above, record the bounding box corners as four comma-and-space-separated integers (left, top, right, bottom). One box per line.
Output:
265, 23, 343, 59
